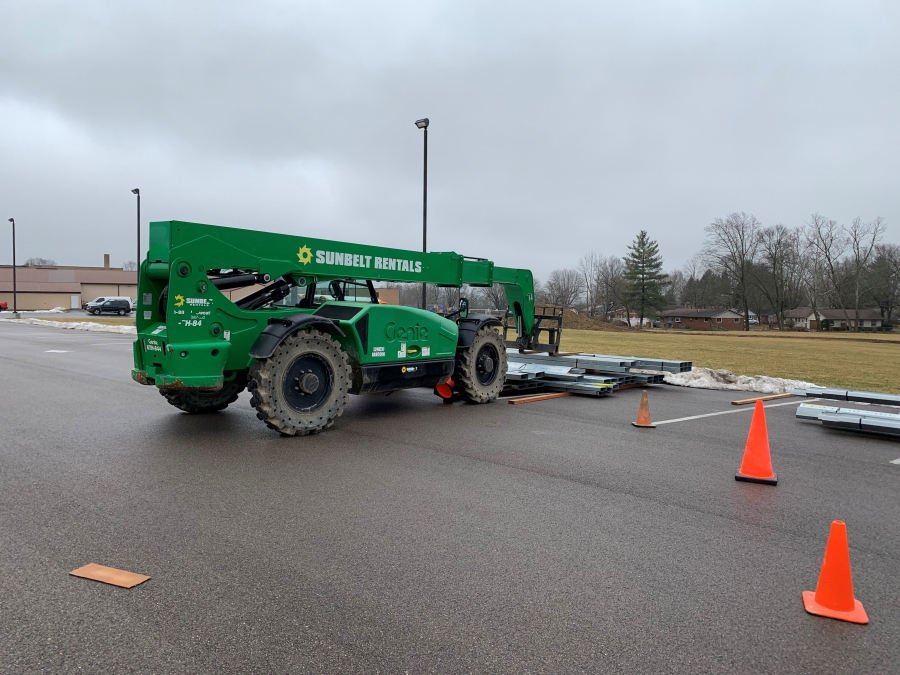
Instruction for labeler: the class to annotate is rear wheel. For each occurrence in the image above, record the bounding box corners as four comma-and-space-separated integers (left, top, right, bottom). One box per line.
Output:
249, 329, 352, 436
455, 326, 507, 403
118, 309, 125, 316
160, 372, 248, 413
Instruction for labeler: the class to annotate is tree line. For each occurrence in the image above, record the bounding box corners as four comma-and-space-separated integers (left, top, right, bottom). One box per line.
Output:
390, 212, 899, 332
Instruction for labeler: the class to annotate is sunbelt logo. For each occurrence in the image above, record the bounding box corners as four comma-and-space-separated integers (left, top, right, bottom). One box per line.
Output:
296, 244, 422, 273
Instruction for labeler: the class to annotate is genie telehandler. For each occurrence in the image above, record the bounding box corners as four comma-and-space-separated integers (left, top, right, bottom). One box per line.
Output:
132, 221, 561, 435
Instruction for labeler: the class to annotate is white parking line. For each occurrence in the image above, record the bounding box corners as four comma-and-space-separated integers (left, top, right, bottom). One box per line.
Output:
654, 399, 813, 426
44, 350, 72, 353
890, 458, 900, 465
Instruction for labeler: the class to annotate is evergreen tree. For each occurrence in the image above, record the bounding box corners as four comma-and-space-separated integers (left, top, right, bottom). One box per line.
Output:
623, 230, 668, 329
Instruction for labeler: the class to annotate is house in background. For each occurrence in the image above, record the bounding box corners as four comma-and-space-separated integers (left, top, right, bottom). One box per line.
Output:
785, 308, 886, 331
660, 307, 745, 330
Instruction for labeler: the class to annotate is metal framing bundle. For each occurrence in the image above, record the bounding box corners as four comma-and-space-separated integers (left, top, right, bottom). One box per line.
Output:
503, 350, 691, 397
796, 403, 900, 438
792, 387, 900, 406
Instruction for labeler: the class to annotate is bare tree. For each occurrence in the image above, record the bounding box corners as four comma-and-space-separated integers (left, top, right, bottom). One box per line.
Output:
844, 217, 886, 330
666, 269, 685, 305
577, 251, 601, 316
480, 284, 509, 311
703, 212, 762, 330
122, 260, 138, 271
596, 256, 625, 319
798, 233, 828, 329
544, 268, 584, 307
24, 257, 57, 266
751, 224, 802, 329
868, 243, 900, 324
804, 213, 848, 328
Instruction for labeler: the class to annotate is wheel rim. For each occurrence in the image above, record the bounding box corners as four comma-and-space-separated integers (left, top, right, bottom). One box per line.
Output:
282, 353, 334, 413
475, 343, 500, 386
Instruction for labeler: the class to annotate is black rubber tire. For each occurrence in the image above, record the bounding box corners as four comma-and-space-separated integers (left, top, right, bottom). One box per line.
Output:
92, 309, 100, 315
160, 372, 248, 414
118, 309, 125, 316
248, 329, 352, 436
455, 326, 507, 403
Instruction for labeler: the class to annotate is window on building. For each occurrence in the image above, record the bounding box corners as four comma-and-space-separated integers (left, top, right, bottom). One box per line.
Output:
735, 318, 740, 322
674, 317, 681, 323
703, 318, 709, 322
716, 317, 722, 323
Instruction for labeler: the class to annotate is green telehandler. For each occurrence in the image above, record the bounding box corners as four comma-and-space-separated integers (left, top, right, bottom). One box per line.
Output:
132, 221, 561, 435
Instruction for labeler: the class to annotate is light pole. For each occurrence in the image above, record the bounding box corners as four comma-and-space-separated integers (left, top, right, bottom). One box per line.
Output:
415, 118, 429, 310
131, 188, 140, 273
7, 218, 16, 316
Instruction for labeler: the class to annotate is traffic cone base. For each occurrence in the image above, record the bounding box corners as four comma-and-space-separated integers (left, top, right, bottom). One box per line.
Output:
802, 591, 868, 624
734, 400, 776, 484
632, 390, 655, 428
735, 472, 777, 486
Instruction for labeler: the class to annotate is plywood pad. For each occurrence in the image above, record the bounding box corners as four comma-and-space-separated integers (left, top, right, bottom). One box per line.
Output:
70, 563, 150, 588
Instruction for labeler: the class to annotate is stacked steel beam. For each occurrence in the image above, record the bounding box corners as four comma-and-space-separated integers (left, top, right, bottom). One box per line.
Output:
792, 388, 900, 406
503, 350, 690, 397
795, 402, 900, 438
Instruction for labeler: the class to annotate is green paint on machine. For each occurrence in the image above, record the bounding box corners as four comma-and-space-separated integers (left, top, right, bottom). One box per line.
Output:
131, 220, 546, 436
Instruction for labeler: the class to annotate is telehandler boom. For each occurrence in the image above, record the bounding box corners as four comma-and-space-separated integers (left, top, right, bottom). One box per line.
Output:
132, 220, 560, 435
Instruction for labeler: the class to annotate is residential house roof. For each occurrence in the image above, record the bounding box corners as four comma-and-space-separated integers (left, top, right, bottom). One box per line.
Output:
660, 307, 743, 319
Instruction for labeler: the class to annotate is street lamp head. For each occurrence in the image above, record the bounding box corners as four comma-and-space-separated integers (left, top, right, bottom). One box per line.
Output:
131, 188, 140, 195
415, 118, 429, 129
7, 218, 13, 224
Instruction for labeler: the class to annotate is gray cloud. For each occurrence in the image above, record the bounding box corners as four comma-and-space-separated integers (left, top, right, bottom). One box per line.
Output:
1, 0, 898, 277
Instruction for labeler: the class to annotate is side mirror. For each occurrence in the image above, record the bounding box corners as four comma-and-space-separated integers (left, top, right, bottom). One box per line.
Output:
459, 297, 469, 319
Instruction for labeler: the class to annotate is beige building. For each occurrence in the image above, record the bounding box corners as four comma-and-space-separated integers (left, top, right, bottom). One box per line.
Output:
0, 255, 137, 311
1, 256, 401, 311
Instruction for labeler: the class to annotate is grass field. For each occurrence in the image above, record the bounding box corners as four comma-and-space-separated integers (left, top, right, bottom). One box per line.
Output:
560, 329, 900, 394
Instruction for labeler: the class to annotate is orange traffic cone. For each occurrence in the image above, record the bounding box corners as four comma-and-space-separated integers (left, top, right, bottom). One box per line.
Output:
435, 377, 455, 402
803, 520, 868, 624
735, 400, 777, 485
631, 391, 655, 428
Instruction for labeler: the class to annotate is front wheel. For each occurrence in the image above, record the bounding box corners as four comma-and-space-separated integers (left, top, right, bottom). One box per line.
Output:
248, 329, 352, 436
160, 372, 248, 413
454, 326, 507, 403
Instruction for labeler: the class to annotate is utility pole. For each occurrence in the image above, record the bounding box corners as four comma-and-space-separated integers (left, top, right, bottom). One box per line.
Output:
7, 218, 17, 317
415, 118, 429, 310
132, 188, 140, 273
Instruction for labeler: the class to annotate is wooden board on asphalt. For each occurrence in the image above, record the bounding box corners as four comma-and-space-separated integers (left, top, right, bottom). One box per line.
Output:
70, 563, 151, 588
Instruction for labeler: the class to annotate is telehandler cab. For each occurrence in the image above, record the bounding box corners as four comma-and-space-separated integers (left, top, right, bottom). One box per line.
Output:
132, 221, 561, 435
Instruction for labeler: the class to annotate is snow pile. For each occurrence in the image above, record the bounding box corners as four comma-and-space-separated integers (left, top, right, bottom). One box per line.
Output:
0, 317, 136, 334
664, 367, 817, 394
0, 306, 68, 314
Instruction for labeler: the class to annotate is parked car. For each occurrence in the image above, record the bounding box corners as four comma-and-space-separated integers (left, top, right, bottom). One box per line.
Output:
0, 301, 7, 311
89, 299, 132, 316
84, 296, 134, 312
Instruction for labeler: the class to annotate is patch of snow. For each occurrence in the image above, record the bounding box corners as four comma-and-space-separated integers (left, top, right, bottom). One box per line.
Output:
0, 317, 136, 334
664, 367, 817, 394
0, 307, 68, 314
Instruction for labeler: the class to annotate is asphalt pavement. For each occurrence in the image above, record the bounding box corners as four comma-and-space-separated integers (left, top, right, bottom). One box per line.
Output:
1, 321, 898, 674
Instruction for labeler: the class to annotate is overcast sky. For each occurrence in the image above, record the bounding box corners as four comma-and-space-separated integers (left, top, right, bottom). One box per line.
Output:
1, 0, 897, 279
